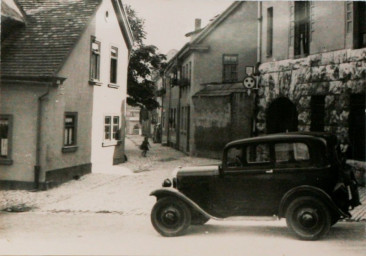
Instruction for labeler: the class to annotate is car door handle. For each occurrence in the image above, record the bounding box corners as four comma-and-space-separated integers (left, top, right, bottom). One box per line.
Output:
265, 169, 273, 174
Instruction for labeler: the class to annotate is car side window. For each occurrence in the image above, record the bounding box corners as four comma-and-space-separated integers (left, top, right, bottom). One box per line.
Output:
226, 146, 243, 168
275, 142, 310, 163
246, 144, 270, 164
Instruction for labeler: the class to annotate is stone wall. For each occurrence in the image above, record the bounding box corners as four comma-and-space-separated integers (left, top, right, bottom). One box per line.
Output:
256, 48, 366, 151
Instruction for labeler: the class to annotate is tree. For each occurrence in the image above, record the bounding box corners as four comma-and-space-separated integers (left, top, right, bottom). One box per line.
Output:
125, 5, 167, 111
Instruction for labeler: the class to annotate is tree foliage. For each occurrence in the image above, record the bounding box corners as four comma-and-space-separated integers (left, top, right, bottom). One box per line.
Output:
125, 5, 167, 111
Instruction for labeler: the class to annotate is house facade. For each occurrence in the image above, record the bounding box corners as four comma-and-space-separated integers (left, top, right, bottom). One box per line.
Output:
0, 0, 133, 189
161, 1, 258, 158
256, 1, 366, 160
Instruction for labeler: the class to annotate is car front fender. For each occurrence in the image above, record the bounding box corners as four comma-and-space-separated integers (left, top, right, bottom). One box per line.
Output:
278, 185, 351, 219
150, 188, 221, 220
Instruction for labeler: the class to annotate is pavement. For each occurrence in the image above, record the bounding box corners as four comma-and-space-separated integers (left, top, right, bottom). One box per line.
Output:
0, 135, 365, 221
1, 213, 365, 256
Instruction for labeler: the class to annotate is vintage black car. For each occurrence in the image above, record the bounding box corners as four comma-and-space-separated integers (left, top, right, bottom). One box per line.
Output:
150, 132, 361, 240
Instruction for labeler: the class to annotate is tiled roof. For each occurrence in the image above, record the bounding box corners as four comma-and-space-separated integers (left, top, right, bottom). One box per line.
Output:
1, 0, 25, 23
193, 82, 246, 97
1, 0, 102, 78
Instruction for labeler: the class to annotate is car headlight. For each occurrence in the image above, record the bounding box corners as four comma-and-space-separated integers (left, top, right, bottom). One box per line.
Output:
162, 178, 172, 187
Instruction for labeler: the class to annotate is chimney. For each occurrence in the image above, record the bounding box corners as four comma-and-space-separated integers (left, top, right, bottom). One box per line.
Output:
195, 18, 201, 31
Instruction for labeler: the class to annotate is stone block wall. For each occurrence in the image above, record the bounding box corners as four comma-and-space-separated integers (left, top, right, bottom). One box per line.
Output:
256, 48, 366, 151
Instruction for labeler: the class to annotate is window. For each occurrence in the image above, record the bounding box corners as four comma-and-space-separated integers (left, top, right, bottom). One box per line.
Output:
112, 116, 120, 140
104, 115, 120, 142
223, 54, 238, 83
185, 106, 190, 132
226, 146, 243, 168
62, 113, 78, 153
346, 2, 353, 34
0, 115, 13, 164
173, 109, 176, 129
310, 95, 325, 132
294, 1, 310, 56
246, 144, 270, 164
188, 62, 192, 84
356, 2, 366, 48
275, 143, 310, 163
266, 7, 273, 57
180, 107, 184, 131
64, 113, 77, 147
90, 37, 101, 81
110, 47, 118, 84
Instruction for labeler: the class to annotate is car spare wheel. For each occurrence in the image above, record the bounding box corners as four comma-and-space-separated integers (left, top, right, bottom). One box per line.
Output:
151, 197, 191, 237
285, 196, 331, 240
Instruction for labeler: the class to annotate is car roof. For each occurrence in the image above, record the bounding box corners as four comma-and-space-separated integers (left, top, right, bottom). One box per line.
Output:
225, 132, 337, 148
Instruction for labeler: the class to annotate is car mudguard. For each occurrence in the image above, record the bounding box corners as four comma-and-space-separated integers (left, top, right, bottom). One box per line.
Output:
150, 188, 222, 220
278, 185, 351, 219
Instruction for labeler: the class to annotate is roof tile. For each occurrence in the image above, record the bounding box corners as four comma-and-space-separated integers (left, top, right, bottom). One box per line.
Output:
1, 0, 102, 78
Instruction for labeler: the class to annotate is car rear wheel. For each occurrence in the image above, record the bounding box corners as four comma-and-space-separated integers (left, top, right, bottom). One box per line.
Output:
151, 197, 191, 237
286, 196, 331, 240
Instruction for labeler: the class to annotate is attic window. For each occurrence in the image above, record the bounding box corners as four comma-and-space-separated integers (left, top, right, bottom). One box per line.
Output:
105, 11, 109, 22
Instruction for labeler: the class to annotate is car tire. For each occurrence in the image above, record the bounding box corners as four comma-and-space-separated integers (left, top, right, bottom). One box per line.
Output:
151, 197, 191, 237
285, 196, 331, 240
191, 211, 210, 225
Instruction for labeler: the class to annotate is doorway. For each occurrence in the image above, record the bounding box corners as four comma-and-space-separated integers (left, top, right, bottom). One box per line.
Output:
266, 97, 298, 134
348, 94, 365, 160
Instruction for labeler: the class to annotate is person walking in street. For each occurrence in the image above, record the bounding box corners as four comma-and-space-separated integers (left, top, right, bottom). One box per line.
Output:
140, 136, 150, 157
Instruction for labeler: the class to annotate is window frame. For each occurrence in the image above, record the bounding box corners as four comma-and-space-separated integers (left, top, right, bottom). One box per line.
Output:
109, 46, 119, 87
274, 142, 311, 164
294, 1, 310, 57
62, 112, 78, 153
266, 7, 274, 57
89, 36, 101, 85
0, 114, 13, 165
222, 54, 238, 83
103, 114, 121, 147
224, 142, 274, 171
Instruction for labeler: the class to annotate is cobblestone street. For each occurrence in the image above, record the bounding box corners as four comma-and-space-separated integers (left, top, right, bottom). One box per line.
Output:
0, 135, 218, 216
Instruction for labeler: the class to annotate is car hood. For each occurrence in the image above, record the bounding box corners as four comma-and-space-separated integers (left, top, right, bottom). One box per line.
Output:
174, 165, 220, 177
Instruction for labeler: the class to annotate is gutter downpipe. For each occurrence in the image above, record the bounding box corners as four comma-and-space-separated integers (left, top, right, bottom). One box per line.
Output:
35, 86, 50, 190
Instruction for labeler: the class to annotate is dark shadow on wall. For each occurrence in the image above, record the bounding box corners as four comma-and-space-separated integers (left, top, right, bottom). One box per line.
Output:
113, 100, 127, 164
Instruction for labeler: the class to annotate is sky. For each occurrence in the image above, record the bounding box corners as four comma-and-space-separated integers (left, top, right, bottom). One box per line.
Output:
124, 0, 235, 55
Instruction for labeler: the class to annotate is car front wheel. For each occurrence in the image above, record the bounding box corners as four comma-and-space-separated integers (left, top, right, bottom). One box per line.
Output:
285, 196, 331, 240
151, 197, 191, 237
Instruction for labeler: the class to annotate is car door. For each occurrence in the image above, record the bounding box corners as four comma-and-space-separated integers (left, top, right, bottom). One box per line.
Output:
215, 142, 276, 216
271, 140, 330, 211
